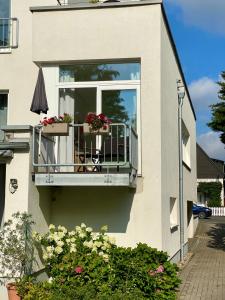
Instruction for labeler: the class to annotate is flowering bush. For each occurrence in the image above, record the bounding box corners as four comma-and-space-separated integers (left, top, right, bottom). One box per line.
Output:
41, 113, 72, 126
0, 212, 35, 286
85, 112, 111, 131
18, 223, 180, 299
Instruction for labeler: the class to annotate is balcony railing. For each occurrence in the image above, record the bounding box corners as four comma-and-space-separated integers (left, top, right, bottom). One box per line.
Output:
32, 123, 138, 176
0, 18, 19, 49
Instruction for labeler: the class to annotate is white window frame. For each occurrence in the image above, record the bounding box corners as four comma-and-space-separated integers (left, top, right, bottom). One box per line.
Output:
56, 71, 142, 174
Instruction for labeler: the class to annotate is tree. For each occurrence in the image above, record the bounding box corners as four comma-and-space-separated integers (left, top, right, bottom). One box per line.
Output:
208, 71, 225, 143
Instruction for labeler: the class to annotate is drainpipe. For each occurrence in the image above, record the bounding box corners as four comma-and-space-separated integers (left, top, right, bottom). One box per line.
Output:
177, 80, 185, 262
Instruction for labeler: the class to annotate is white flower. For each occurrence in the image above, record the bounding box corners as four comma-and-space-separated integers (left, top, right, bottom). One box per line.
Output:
58, 225, 67, 233
83, 240, 93, 248
101, 225, 108, 232
46, 246, 54, 253
75, 226, 81, 232
70, 237, 76, 243
81, 223, 86, 228
86, 227, 93, 232
57, 231, 65, 239
48, 277, 53, 283
94, 241, 102, 248
49, 224, 55, 230
79, 232, 86, 238
66, 238, 71, 244
92, 233, 98, 241
102, 254, 109, 262
57, 240, 64, 247
68, 231, 75, 236
55, 246, 63, 254
103, 235, 109, 242
99, 251, 104, 256
70, 245, 77, 253
92, 247, 97, 253
43, 253, 48, 260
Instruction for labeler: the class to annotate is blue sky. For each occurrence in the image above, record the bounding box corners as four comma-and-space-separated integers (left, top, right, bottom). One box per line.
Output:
164, 0, 225, 160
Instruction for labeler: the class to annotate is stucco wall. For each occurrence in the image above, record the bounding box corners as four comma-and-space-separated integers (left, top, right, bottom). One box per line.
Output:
160, 12, 197, 258
31, 4, 163, 250
0, 0, 57, 229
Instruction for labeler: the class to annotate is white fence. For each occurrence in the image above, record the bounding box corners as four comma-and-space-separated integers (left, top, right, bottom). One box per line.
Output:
209, 207, 225, 216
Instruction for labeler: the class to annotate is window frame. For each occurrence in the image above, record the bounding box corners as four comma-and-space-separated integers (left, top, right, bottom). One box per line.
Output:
56, 67, 142, 174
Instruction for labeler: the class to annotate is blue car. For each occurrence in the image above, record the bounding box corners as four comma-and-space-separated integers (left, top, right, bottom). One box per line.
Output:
192, 204, 212, 219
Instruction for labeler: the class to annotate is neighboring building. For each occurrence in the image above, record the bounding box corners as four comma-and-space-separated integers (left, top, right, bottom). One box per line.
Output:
0, 1, 197, 295
197, 144, 224, 206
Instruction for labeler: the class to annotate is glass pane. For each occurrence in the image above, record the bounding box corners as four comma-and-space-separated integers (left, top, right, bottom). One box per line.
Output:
0, 0, 10, 18
59, 63, 140, 82
102, 89, 137, 130
0, 94, 7, 141
0, 0, 10, 47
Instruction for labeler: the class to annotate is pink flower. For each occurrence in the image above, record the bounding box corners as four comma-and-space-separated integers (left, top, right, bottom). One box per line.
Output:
148, 265, 164, 276
155, 265, 164, 274
75, 266, 84, 274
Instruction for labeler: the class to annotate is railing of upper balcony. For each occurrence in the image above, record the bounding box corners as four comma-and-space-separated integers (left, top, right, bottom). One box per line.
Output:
32, 123, 138, 174
0, 18, 19, 49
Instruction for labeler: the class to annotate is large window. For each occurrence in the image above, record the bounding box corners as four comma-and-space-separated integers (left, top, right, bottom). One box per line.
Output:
57, 61, 141, 172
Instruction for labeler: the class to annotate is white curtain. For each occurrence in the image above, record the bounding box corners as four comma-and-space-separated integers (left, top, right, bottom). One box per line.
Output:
58, 89, 74, 172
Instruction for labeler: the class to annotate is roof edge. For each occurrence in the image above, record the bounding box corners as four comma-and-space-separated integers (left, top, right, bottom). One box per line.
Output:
30, 0, 162, 12
161, 5, 196, 120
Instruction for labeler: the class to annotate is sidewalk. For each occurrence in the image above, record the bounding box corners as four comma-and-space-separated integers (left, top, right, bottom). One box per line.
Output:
178, 217, 225, 300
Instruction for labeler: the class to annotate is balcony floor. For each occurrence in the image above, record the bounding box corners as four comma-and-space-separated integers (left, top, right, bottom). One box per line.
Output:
34, 172, 136, 188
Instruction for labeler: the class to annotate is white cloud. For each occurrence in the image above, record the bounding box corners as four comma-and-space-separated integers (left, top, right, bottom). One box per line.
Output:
189, 77, 218, 110
198, 131, 225, 161
167, 0, 225, 35
189, 77, 219, 124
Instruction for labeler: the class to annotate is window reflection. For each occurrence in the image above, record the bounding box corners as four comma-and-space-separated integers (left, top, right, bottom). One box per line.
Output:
59, 63, 140, 82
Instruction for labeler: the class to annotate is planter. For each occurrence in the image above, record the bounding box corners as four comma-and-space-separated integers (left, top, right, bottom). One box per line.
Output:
83, 123, 110, 135
6, 284, 21, 300
42, 123, 69, 136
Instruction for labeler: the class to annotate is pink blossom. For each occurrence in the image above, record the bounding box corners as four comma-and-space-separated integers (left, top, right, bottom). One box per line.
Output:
75, 266, 84, 274
155, 265, 164, 273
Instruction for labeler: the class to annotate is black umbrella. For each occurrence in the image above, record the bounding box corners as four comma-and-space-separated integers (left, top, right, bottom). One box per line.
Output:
30, 68, 49, 114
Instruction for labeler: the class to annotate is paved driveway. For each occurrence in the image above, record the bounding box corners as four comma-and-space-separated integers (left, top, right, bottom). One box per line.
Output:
178, 217, 225, 300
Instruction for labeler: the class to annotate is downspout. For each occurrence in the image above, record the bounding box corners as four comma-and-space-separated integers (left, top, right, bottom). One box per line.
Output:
177, 80, 185, 261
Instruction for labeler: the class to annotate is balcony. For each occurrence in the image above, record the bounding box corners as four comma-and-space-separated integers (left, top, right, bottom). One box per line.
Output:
0, 18, 19, 49
32, 123, 138, 187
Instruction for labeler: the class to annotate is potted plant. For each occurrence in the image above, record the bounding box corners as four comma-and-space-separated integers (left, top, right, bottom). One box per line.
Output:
0, 212, 35, 300
84, 112, 111, 134
41, 113, 73, 136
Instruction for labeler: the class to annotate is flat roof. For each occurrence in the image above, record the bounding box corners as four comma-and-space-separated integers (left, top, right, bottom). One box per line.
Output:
30, 0, 162, 12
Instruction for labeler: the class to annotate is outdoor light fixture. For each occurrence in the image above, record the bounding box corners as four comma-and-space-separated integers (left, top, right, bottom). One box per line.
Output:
177, 79, 185, 100
9, 178, 18, 194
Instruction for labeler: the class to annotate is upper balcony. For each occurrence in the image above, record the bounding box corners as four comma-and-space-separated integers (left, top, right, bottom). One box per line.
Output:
0, 18, 19, 51
32, 123, 138, 187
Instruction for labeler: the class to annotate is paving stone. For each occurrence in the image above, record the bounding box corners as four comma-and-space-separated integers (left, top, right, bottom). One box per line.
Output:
178, 217, 225, 300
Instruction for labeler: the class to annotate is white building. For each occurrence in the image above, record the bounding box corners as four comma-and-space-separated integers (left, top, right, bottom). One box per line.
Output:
0, 1, 197, 296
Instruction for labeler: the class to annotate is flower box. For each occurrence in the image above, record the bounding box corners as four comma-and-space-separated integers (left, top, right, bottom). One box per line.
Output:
83, 123, 110, 135
43, 123, 69, 136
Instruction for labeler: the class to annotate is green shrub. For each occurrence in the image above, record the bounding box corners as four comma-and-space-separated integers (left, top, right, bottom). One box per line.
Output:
18, 224, 180, 299
198, 182, 222, 207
